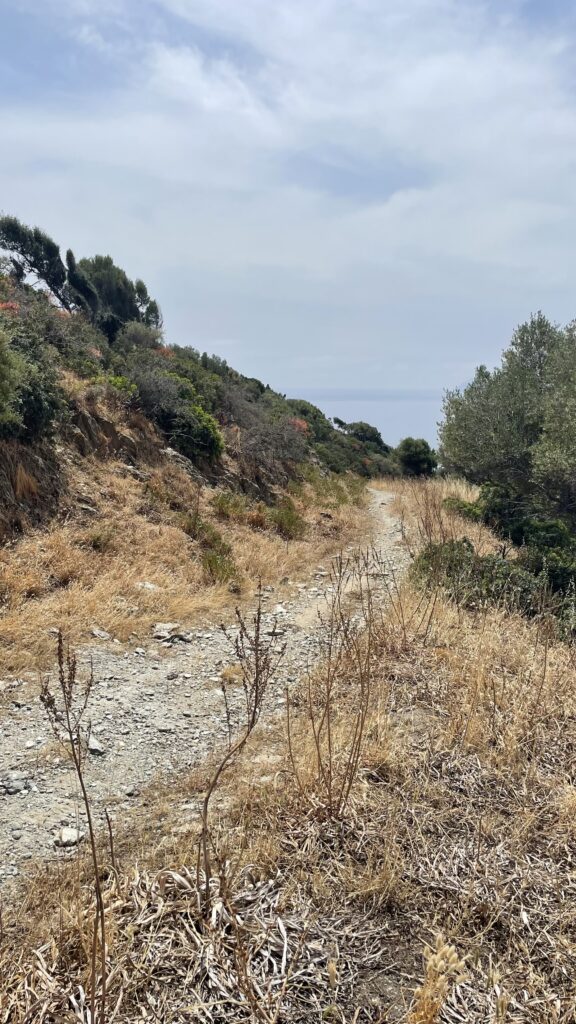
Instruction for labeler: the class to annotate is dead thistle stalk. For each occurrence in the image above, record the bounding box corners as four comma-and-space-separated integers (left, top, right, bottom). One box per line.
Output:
40, 633, 107, 1024
196, 583, 286, 915
288, 551, 374, 819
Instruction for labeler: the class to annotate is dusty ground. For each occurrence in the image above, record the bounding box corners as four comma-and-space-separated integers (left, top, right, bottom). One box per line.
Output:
0, 488, 407, 888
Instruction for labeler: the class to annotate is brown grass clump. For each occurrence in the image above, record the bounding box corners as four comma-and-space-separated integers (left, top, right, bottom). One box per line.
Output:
13, 463, 39, 501
3, 479, 576, 1022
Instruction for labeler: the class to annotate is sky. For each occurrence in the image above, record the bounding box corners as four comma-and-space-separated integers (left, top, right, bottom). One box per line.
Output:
2, 1, 576, 444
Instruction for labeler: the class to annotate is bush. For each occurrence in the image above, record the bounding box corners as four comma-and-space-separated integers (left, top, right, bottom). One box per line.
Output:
414, 539, 546, 618
268, 498, 306, 540
518, 546, 576, 594
477, 483, 528, 543
0, 329, 21, 429
442, 496, 483, 522
90, 374, 139, 403
134, 370, 223, 463
0, 330, 61, 442
211, 491, 249, 521
522, 518, 573, 551
197, 523, 237, 584
115, 321, 162, 353
201, 547, 237, 584
180, 512, 238, 584
396, 437, 437, 477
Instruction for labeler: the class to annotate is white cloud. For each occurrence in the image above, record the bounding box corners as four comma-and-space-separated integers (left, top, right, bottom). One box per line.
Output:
2, 0, 576, 440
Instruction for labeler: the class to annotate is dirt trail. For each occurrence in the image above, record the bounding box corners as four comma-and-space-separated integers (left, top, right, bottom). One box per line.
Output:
0, 489, 406, 888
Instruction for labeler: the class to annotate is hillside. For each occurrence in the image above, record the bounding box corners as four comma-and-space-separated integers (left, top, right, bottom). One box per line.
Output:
0, 216, 408, 674
0, 217, 441, 678
0, 214, 398, 501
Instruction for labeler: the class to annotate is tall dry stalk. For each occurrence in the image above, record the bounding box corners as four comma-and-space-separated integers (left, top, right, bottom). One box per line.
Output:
40, 634, 107, 1024
197, 584, 286, 914
287, 551, 374, 819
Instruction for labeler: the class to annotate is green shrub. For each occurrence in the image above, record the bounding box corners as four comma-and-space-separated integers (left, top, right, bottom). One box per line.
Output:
90, 374, 138, 399
522, 518, 573, 551
396, 437, 437, 477
179, 512, 238, 584
414, 539, 546, 618
201, 547, 237, 584
478, 483, 528, 544
518, 546, 576, 594
0, 329, 22, 429
211, 491, 249, 521
0, 331, 61, 442
268, 498, 306, 540
442, 496, 483, 522
198, 523, 237, 583
134, 369, 223, 463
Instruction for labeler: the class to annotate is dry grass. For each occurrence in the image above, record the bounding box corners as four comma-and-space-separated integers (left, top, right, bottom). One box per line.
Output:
372, 476, 498, 556
13, 463, 39, 501
0, 459, 368, 679
3, 479, 576, 1022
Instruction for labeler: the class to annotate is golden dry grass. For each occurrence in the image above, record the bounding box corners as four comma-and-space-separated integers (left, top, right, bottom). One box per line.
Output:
3, 479, 576, 1022
372, 475, 498, 556
0, 458, 368, 679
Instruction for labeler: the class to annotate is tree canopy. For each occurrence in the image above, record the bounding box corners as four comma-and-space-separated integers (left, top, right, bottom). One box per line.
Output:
439, 311, 576, 522
396, 437, 437, 477
0, 216, 161, 342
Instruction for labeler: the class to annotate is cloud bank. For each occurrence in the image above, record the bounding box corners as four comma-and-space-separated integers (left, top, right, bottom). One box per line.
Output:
2, 0, 576, 440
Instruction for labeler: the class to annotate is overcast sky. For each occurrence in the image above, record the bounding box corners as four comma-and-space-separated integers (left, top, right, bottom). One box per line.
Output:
2, 1, 576, 443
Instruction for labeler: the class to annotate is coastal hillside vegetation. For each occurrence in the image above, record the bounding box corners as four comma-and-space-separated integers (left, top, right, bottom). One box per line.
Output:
0, 214, 426, 482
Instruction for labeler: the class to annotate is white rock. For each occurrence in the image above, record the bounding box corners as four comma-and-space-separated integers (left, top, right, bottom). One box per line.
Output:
56, 827, 85, 848
91, 628, 112, 641
88, 736, 105, 756
153, 622, 180, 639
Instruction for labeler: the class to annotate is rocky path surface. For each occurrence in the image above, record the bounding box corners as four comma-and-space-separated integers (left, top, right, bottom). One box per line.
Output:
0, 490, 407, 888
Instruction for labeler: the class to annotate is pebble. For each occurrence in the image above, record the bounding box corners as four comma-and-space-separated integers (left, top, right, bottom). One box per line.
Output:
56, 827, 85, 848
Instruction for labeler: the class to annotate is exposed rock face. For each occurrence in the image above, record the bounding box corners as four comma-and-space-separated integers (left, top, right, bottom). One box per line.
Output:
0, 440, 62, 541
0, 400, 159, 542
63, 404, 140, 462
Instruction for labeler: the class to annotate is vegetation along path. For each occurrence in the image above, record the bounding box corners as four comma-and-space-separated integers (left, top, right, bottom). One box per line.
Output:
0, 487, 407, 887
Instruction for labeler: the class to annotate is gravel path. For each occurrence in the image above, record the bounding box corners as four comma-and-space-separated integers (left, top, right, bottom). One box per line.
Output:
0, 489, 407, 888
